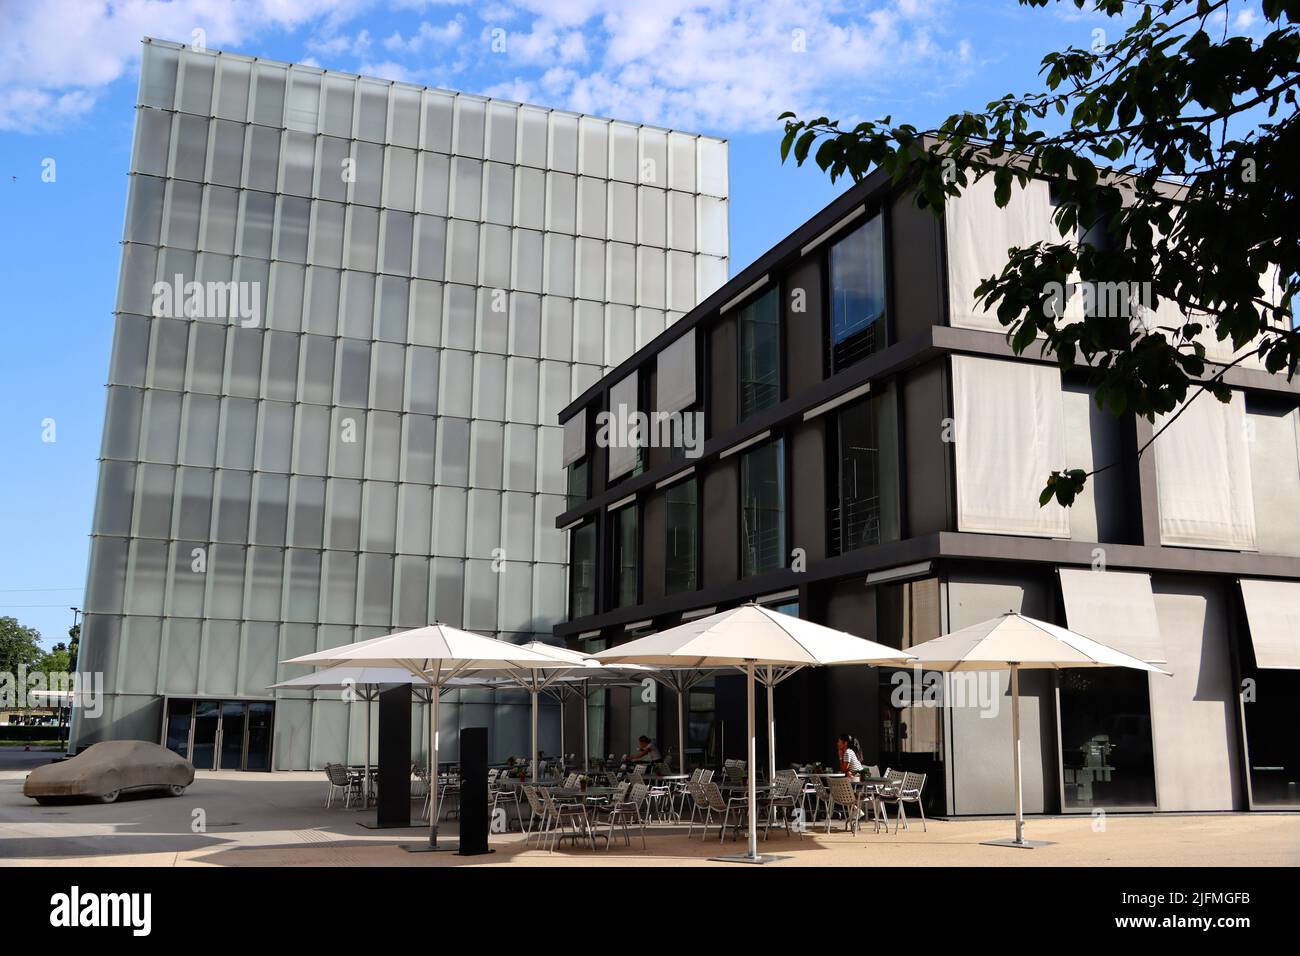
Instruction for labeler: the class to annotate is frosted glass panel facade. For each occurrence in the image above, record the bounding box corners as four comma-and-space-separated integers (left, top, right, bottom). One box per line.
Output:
81, 39, 728, 768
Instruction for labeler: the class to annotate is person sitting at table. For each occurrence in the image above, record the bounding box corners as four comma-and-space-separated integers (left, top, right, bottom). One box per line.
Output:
838, 733, 864, 776
624, 736, 661, 766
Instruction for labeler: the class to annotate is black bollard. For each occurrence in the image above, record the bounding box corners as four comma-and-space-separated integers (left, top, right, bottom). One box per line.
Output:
457, 726, 492, 856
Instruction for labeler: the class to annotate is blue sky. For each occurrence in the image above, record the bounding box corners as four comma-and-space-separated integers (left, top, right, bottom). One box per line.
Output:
0, 0, 1268, 646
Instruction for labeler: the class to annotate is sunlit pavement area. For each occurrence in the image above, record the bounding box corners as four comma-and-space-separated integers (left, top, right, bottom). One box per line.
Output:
3, 757, 1297, 868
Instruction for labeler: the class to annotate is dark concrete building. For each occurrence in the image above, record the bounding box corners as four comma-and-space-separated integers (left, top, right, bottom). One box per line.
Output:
555, 162, 1300, 817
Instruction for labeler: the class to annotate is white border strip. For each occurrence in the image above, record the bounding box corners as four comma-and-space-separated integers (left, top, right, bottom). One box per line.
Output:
800, 206, 866, 256
802, 382, 872, 422
655, 466, 696, 490
865, 561, 934, 585
606, 493, 637, 511
719, 275, 771, 315
719, 429, 771, 460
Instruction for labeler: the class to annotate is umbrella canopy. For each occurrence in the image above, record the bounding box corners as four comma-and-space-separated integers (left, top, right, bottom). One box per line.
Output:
595, 603, 908, 667
270, 666, 419, 691
907, 611, 1169, 848
282, 623, 568, 850
906, 611, 1174, 672
595, 603, 913, 864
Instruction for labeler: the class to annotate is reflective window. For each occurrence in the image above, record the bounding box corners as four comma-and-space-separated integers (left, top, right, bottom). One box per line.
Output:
741, 438, 785, 576
829, 212, 888, 371
738, 288, 780, 420
665, 479, 697, 594
612, 504, 638, 608
830, 388, 900, 555
569, 521, 597, 619
1060, 670, 1157, 809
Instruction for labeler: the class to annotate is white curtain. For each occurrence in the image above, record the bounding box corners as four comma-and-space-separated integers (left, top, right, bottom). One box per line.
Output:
945, 176, 1076, 331
1247, 404, 1300, 556
562, 408, 586, 467
655, 327, 696, 414
1153, 390, 1257, 550
1058, 567, 1166, 663
606, 371, 638, 480
1238, 578, 1300, 669
952, 355, 1069, 537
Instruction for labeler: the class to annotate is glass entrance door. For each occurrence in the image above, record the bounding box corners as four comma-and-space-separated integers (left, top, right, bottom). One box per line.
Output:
163, 698, 274, 771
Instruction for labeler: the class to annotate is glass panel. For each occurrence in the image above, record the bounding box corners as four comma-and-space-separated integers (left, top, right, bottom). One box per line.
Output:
165, 699, 193, 759
365, 410, 401, 482
344, 204, 379, 272
665, 479, 697, 594
738, 288, 780, 419
612, 505, 638, 608
566, 458, 588, 509
421, 89, 454, 152
140, 390, 183, 462
579, 116, 609, 178
132, 463, 175, 539
200, 184, 239, 254
339, 270, 375, 339
606, 242, 635, 305
380, 210, 413, 276
446, 219, 478, 286
171, 113, 209, 181
315, 135, 350, 202
173, 467, 213, 540
413, 214, 447, 281
829, 212, 888, 371
191, 700, 220, 770
375, 275, 409, 342
405, 346, 439, 415
245, 702, 274, 771
251, 472, 289, 545
831, 391, 900, 554
370, 341, 406, 411
252, 62, 286, 126
434, 416, 470, 487
469, 421, 503, 489
335, 339, 371, 407
450, 157, 482, 221
609, 121, 638, 182
178, 393, 220, 467
213, 470, 252, 542
517, 106, 548, 168
321, 550, 358, 624
401, 414, 436, 485
482, 161, 514, 225
383, 146, 417, 211
218, 396, 257, 470
330, 407, 366, 478
322, 74, 355, 136
288, 474, 326, 548
417, 152, 449, 216
140, 44, 179, 108
219, 701, 247, 769
486, 102, 517, 162
389, 85, 421, 148
741, 438, 786, 576
285, 71, 320, 132
351, 141, 384, 207
453, 95, 486, 157
510, 228, 542, 294
1240, 666, 1300, 805
356, 79, 390, 141
514, 166, 545, 230
1060, 670, 1157, 809
361, 481, 398, 553
237, 190, 275, 259
308, 202, 346, 269
132, 108, 172, 176
275, 197, 311, 263
94, 460, 136, 536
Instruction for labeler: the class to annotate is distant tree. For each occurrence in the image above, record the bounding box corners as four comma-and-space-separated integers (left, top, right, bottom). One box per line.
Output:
39, 642, 71, 676
67, 622, 80, 672
781, 0, 1298, 506
0, 616, 43, 676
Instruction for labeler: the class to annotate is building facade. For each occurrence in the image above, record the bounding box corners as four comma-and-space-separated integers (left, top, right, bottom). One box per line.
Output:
74, 39, 729, 769
556, 164, 1300, 815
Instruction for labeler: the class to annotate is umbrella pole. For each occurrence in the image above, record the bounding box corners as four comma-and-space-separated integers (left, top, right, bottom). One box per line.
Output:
364, 689, 372, 808
677, 682, 686, 776
766, 672, 776, 786
582, 680, 590, 772
428, 686, 439, 847
531, 685, 539, 782
1011, 664, 1024, 845
559, 693, 566, 773
746, 661, 758, 860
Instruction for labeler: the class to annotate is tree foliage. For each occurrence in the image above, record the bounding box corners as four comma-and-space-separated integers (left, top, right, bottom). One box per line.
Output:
0, 616, 43, 676
781, 0, 1298, 505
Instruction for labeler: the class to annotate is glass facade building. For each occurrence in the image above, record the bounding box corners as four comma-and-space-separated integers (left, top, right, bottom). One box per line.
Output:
74, 39, 728, 768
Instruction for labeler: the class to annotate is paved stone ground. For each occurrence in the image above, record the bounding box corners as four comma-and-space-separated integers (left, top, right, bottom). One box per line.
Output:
2, 761, 1297, 868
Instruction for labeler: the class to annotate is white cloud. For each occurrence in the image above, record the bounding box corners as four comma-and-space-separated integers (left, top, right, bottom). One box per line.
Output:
0, 0, 972, 136
472, 0, 968, 132
0, 0, 358, 131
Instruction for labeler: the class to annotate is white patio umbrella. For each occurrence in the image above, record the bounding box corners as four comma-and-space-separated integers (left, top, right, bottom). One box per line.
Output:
907, 611, 1170, 848
283, 624, 568, 851
270, 665, 417, 807
596, 603, 914, 864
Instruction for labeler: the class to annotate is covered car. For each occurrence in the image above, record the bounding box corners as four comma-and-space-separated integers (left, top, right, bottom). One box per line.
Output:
23, 740, 195, 804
